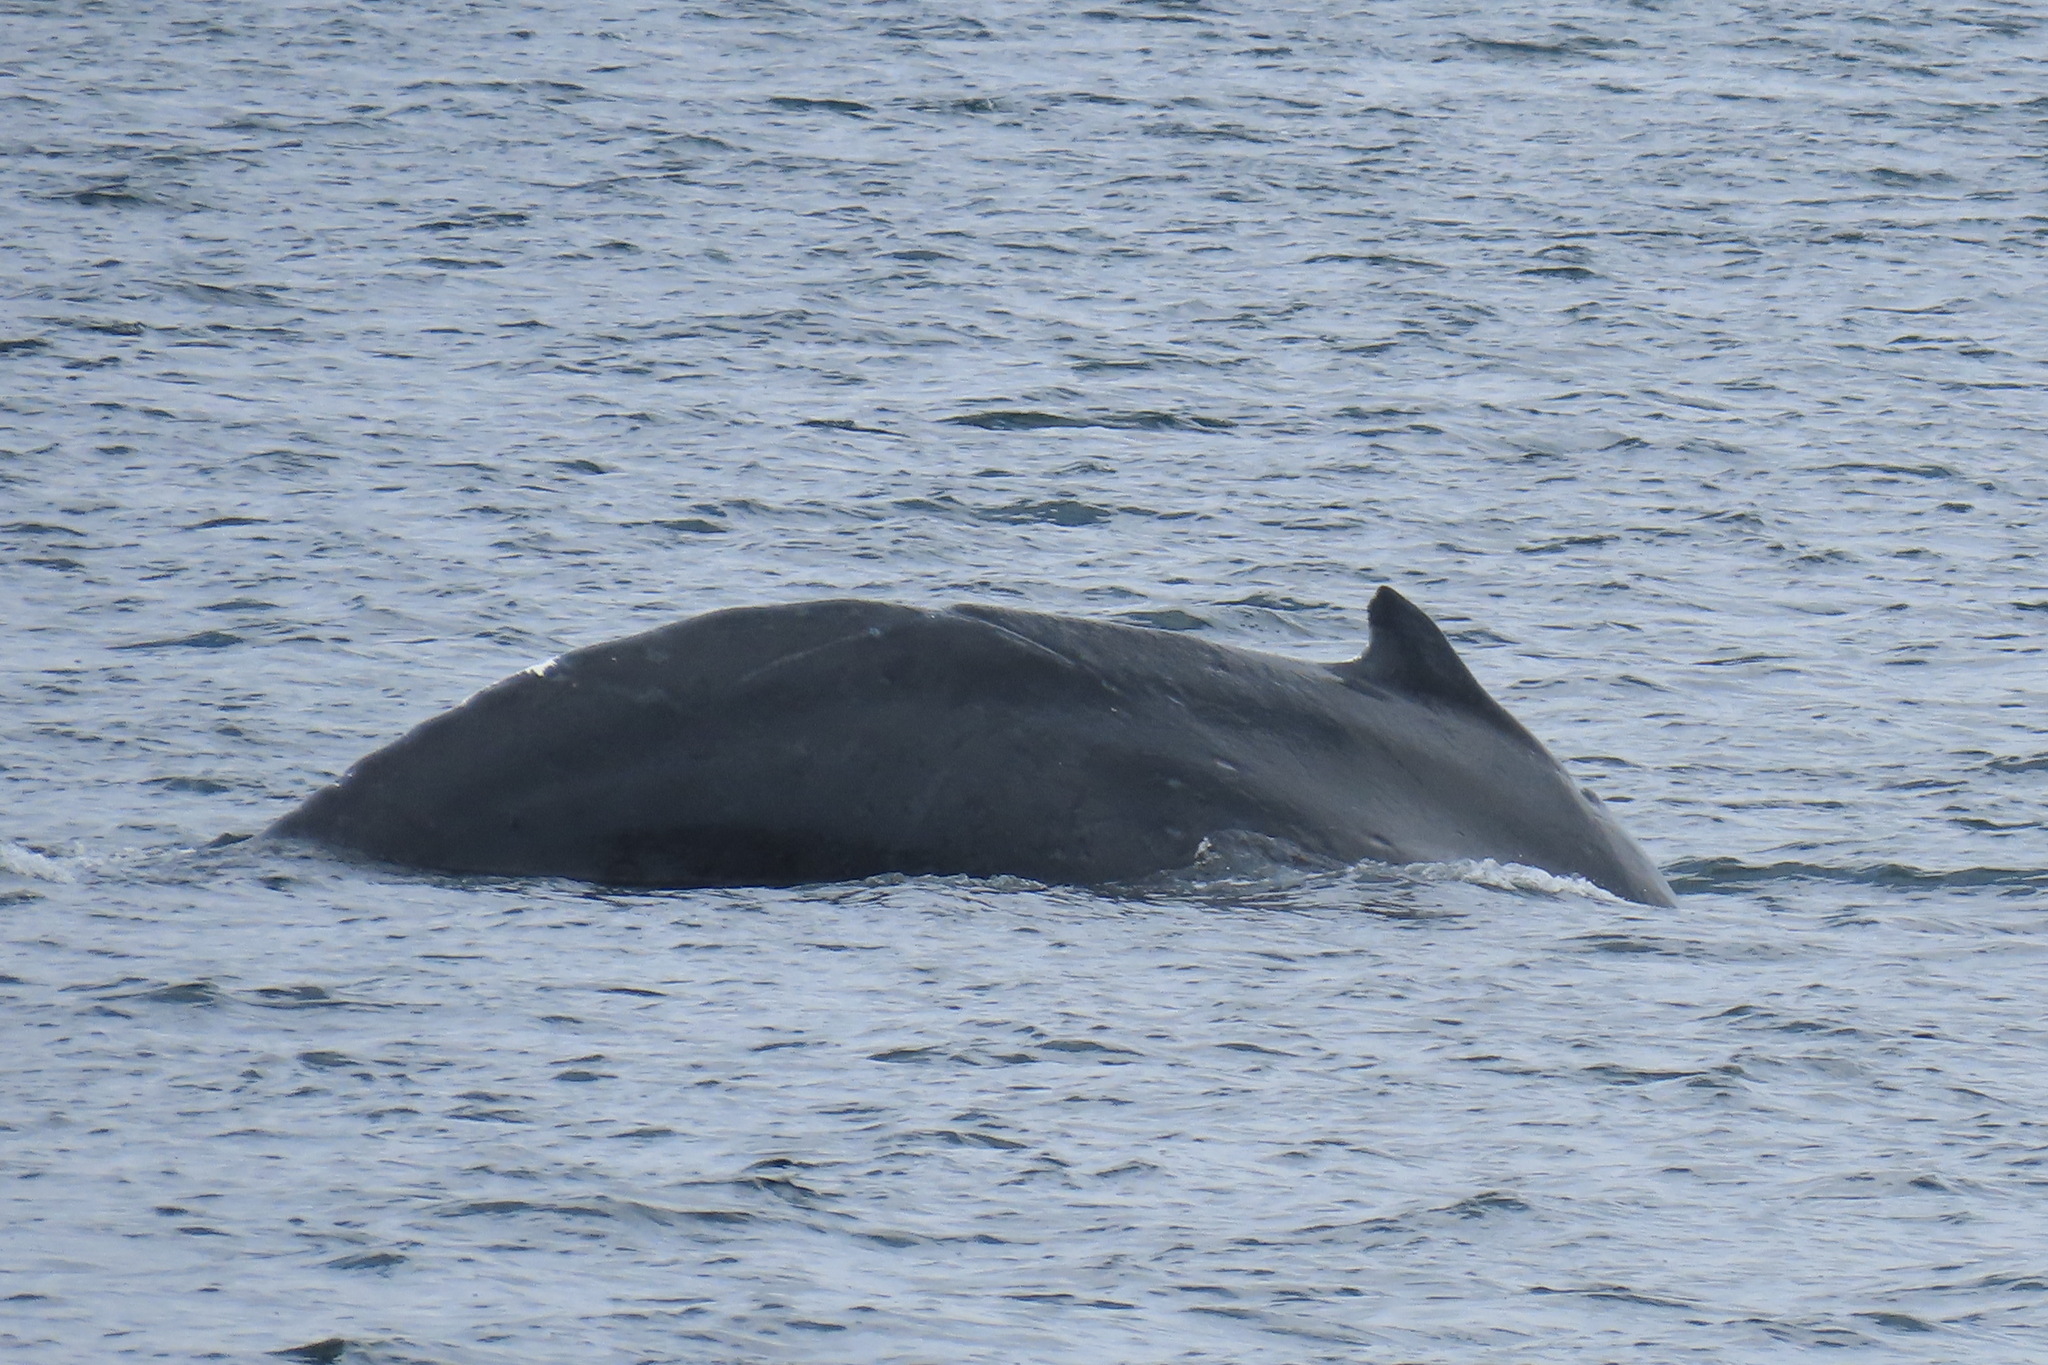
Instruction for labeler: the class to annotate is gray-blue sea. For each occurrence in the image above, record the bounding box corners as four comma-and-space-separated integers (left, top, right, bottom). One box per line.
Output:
4, 2, 2046, 1361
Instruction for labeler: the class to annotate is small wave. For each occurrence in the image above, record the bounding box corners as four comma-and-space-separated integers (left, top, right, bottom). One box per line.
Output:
941, 409, 1234, 431
1461, 34, 1627, 62
1177, 831, 1346, 885
1130, 839, 1634, 905
1, 842, 75, 882
1398, 858, 1626, 904
111, 629, 244, 651
978, 497, 1115, 527
1117, 831, 1345, 897
1129, 840, 1632, 907
1667, 858, 2048, 894
436, 1193, 761, 1228
767, 96, 872, 115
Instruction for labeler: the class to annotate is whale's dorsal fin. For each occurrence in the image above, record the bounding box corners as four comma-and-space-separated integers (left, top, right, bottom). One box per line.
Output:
1334, 587, 1539, 745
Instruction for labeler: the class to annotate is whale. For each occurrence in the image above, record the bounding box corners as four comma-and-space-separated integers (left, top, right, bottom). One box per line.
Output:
267, 588, 1676, 906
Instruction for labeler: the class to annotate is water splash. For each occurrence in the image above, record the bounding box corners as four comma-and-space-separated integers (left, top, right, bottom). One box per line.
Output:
1, 841, 75, 883
1396, 857, 1627, 905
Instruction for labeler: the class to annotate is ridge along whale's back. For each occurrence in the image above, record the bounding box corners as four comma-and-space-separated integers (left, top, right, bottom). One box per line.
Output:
267, 589, 1678, 906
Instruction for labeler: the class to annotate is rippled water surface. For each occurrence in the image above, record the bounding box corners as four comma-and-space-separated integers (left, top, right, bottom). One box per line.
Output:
4, 2, 2046, 1361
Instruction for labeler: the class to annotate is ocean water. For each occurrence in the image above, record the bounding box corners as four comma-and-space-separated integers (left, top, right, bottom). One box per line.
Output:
3, 1, 2046, 1361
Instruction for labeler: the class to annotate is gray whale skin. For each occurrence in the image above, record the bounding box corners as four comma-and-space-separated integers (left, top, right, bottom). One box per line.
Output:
269, 588, 1676, 906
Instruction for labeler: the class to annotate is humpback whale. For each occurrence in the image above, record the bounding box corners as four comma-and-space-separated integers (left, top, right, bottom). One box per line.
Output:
268, 588, 1676, 905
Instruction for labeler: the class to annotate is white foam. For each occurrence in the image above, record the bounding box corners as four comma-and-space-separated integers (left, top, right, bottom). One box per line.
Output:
1396, 857, 1625, 905
1, 841, 76, 883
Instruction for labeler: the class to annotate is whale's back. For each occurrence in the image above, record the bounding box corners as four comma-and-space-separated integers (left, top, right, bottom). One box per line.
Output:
269, 594, 1675, 904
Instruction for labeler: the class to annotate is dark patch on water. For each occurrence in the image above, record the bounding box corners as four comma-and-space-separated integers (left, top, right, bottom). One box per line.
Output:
943, 409, 1234, 431
112, 630, 244, 651
768, 96, 873, 114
